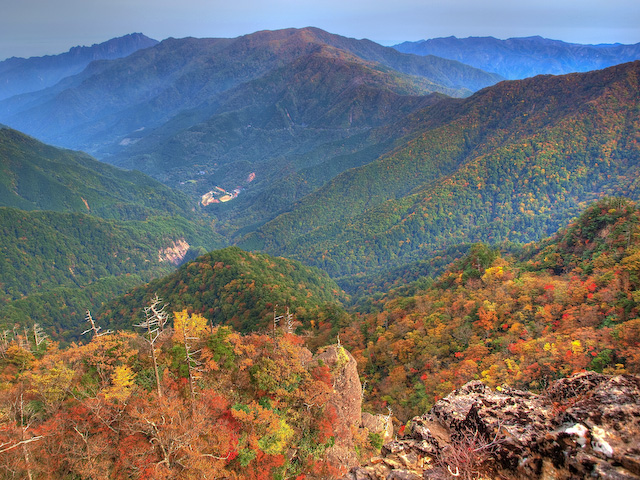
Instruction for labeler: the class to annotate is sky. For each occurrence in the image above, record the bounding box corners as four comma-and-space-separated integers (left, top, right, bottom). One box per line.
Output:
1, 0, 639, 60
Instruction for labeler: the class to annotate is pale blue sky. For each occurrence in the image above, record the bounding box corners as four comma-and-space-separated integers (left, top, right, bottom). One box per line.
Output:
2, 0, 639, 60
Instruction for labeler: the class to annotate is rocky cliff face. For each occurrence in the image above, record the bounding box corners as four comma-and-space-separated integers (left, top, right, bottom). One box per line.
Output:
158, 238, 190, 265
315, 344, 364, 475
344, 372, 640, 480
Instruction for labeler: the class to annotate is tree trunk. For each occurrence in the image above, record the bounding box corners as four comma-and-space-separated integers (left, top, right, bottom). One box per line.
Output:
151, 346, 162, 398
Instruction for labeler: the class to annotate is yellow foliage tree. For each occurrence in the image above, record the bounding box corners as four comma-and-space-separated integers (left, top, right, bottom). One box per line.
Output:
173, 309, 209, 341
231, 401, 294, 456
104, 365, 136, 403
29, 361, 74, 411
75, 331, 137, 391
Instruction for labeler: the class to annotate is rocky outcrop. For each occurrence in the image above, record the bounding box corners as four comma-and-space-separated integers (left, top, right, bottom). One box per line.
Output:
312, 344, 398, 477
362, 412, 394, 444
544, 373, 640, 479
314, 344, 363, 475
344, 372, 640, 480
158, 238, 190, 265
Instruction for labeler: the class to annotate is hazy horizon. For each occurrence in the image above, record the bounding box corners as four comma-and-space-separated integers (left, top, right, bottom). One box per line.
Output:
2, 0, 639, 61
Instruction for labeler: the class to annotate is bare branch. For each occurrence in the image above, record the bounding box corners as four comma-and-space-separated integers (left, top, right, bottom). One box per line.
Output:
0, 436, 44, 455
32, 323, 48, 346
201, 452, 232, 460
435, 422, 506, 480
134, 295, 170, 397
82, 310, 112, 338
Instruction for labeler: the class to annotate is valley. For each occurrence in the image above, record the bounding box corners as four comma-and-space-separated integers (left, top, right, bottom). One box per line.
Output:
0, 26, 639, 480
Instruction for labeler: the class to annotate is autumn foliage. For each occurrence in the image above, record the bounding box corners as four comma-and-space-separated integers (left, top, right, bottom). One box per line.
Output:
0, 315, 338, 479
341, 198, 640, 421
3, 198, 640, 477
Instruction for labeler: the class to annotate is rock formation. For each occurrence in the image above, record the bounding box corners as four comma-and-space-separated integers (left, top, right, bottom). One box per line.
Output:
344, 372, 640, 480
158, 238, 190, 265
362, 412, 394, 445
314, 344, 364, 475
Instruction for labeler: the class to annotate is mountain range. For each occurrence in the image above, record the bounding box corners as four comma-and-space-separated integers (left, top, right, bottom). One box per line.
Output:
0, 27, 500, 156
0, 28, 503, 237
0, 27, 639, 480
1, 29, 640, 342
239, 60, 640, 277
0, 33, 158, 101
393, 35, 640, 79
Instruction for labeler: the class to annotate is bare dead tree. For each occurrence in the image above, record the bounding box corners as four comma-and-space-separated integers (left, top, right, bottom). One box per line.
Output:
82, 310, 112, 339
134, 295, 170, 398
272, 304, 284, 339
0, 330, 11, 357
11, 325, 19, 345
16, 392, 38, 480
383, 406, 393, 425
18, 326, 31, 352
181, 325, 202, 415
285, 306, 294, 334
32, 323, 48, 348
0, 435, 44, 455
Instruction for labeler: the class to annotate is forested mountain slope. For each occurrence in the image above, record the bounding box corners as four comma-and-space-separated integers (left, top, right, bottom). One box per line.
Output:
0, 127, 197, 220
0, 207, 220, 342
109, 45, 448, 232
1, 199, 638, 480
0, 28, 501, 236
98, 246, 347, 335
394, 35, 640, 79
241, 61, 640, 277
337, 197, 640, 421
0, 128, 223, 341
0, 316, 372, 479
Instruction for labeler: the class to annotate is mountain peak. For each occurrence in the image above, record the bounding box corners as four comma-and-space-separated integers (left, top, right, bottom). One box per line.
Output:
66, 32, 156, 56
0, 33, 159, 100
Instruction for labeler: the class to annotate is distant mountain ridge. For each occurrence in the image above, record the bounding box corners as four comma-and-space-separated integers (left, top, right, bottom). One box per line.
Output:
0, 28, 501, 156
393, 35, 640, 79
0, 28, 502, 237
107, 44, 450, 231
0, 33, 158, 100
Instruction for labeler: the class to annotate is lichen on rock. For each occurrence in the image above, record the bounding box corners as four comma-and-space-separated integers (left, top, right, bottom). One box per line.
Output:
344, 372, 640, 480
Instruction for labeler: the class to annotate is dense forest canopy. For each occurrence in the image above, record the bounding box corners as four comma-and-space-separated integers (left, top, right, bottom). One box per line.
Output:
339, 198, 640, 421
1, 198, 640, 479
242, 61, 640, 277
